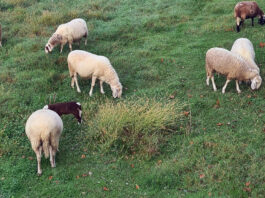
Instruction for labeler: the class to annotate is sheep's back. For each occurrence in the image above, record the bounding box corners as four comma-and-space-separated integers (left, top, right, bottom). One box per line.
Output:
68, 50, 110, 78
231, 38, 255, 60
234, 1, 258, 17
25, 109, 63, 140
206, 48, 248, 77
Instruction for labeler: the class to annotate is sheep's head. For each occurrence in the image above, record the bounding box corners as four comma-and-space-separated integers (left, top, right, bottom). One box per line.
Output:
111, 83, 122, 98
45, 43, 53, 53
258, 16, 265, 25
251, 76, 262, 90
45, 34, 62, 53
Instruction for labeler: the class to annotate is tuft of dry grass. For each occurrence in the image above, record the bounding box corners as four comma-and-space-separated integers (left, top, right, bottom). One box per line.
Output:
86, 98, 184, 157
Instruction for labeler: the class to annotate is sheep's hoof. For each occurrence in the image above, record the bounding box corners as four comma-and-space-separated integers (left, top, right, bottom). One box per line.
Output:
77, 90, 81, 93
101, 91, 105, 94
37, 172, 42, 176
237, 90, 241, 94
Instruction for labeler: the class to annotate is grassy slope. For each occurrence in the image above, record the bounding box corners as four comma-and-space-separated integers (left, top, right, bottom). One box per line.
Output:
0, 0, 265, 197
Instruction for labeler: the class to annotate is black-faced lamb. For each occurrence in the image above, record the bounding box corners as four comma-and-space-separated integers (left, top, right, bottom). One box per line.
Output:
231, 38, 259, 73
234, 1, 265, 32
67, 50, 123, 98
25, 109, 63, 175
45, 18, 88, 53
43, 101, 82, 123
205, 47, 262, 94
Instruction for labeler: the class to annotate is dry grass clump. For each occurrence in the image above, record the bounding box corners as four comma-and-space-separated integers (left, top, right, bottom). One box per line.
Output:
87, 98, 184, 157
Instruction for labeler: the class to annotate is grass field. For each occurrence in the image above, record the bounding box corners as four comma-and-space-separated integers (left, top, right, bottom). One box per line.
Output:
0, 0, 265, 197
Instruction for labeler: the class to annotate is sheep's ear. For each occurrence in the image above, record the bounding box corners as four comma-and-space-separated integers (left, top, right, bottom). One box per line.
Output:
113, 88, 118, 98
56, 34, 62, 41
251, 79, 257, 90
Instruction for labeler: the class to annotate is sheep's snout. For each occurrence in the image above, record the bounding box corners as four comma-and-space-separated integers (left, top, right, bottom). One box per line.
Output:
258, 16, 265, 25
45, 44, 52, 54
251, 76, 262, 90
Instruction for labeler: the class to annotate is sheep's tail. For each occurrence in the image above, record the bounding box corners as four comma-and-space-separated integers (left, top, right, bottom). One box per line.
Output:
42, 137, 50, 159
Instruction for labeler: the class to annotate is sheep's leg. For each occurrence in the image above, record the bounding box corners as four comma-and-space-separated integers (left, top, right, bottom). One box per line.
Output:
236, 17, 241, 32
52, 149, 56, 168
211, 76, 217, 91
222, 79, 230, 94
69, 42, 72, 51
235, 80, 241, 93
60, 44, 64, 53
84, 32, 87, 45
71, 77, 75, 88
89, 76, 96, 96
251, 18, 254, 26
206, 76, 210, 86
49, 146, 55, 167
74, 74, 81, 93
100, 80, 105, 94
35, 147, 42, 176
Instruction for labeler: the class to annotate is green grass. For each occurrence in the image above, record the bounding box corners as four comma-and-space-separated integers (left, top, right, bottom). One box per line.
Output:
1, 0, 265, 197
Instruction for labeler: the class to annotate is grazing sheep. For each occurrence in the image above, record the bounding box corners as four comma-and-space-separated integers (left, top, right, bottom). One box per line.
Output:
43, 101, 82, 124
234, 1, 265, 32
231, 38, 260, 73
45, 18, 88, 53
0, 24, 2, 47
25, 109, 63, 175
67, 50, 122, 98
205, 47, 262, 94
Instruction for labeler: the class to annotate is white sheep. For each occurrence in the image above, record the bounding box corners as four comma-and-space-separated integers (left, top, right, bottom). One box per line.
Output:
67, 50, 122, 98
231, 38, 259, 73
45, 18, 88, 53
205, 47, 262, 94
25, 109, 63, 175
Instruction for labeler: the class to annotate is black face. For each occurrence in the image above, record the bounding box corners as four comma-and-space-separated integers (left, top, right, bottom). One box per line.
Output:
258, 17, 265, 25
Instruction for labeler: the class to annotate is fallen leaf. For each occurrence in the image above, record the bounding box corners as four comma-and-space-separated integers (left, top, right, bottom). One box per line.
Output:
157, 160, 162, 165
183, 111, 189, 117
243, 187, 251, 192
76, 175, 80, 179
131, 164, 135, 168
136, 184, 140, 189
21, 155, 25, 159
54, 180, 60, 184
216, 123, 223, 126
161, 58, 164, 63
200, 174, 205, 179
48, 176, 53, 180
200, 95, 204, 98
188, 94, 192, 98
245, 181, 251, 187
203, 128, 206, 130
208, 192, 212, 197
214, 99, 220, 108
81, 154, 86, 159
189, 141, 194, 145
82, 174, 88, 177
28, 156, 33, 160
169, 95, 175, 99
103, 187, 109, 191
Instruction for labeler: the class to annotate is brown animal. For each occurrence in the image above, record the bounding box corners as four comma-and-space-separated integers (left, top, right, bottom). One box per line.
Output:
43, 101, 82, 123
234, 1, 265, 32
